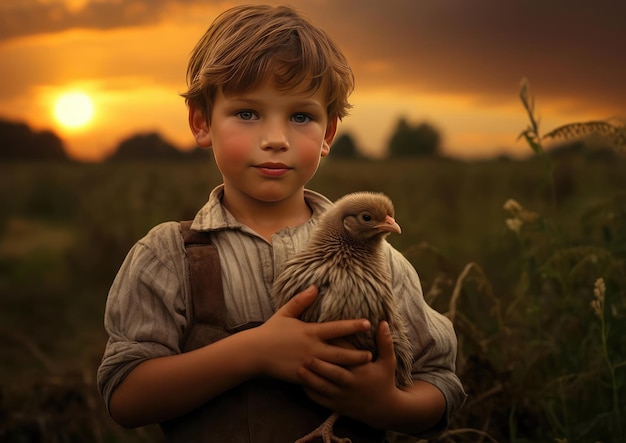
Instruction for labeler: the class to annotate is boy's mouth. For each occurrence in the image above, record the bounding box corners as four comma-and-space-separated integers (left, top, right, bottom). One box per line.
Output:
254, 162, 291, 177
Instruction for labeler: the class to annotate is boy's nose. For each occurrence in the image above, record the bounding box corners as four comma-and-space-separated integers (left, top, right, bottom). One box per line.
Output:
261, 122, 289, 151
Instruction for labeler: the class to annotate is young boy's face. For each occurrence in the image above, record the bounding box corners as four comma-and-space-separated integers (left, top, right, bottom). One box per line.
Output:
191, 80, 337, 206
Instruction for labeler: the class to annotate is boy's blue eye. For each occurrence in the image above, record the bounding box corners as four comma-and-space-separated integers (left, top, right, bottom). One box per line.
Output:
292, 113, 311, 124
237, 111, 256, 120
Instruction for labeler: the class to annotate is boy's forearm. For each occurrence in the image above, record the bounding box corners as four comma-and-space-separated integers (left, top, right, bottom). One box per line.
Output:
109, 327, 263, 428
373, 380, 446, 435
107, 289, 374, 428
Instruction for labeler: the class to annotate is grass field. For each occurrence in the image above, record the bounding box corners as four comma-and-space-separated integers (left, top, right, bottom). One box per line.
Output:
0, 154, 624, 442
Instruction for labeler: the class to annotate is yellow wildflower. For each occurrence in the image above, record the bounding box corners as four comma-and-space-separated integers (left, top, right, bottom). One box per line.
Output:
591, 278, 606, 318
506, 217, 523, 234
503, 198, 523, 215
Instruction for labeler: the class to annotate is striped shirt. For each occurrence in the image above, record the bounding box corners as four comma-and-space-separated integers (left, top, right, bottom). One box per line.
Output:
97, 185, 466, 430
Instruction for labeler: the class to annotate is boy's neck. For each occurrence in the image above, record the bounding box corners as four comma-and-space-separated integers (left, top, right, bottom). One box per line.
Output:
221, 187, 312, 242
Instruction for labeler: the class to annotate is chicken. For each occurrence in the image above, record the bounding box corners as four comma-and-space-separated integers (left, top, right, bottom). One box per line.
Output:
272, 192, 413, 443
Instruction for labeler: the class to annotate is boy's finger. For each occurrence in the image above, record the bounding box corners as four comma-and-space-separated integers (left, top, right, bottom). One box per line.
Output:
299, 358, 347, 392
376, 321, 395, 364
317, 318, 371, 341
319, 342, 372, 366
277, 285, 317, 318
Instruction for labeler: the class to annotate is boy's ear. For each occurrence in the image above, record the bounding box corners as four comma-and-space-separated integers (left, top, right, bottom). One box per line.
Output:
321, 116, 338, 157
189, 106, 212, 147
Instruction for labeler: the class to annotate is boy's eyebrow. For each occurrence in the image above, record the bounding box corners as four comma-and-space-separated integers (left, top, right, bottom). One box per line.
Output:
227, 96, 325, 109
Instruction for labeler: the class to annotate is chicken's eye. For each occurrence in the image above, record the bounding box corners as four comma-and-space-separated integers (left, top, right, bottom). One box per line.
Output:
361, 214, 372, 222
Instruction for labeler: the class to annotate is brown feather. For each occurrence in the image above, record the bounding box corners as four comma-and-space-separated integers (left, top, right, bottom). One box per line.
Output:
273, 192, 413, 387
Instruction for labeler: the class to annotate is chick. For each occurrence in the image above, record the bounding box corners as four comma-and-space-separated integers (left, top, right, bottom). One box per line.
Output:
273, 192, 413, 443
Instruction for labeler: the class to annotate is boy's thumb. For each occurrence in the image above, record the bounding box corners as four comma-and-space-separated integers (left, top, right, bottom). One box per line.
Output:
280, 285, 317, 318
376, 321, 395, 363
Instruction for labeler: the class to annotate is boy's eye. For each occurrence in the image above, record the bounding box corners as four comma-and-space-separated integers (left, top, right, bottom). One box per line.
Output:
291, 113, 311, 124
236, 111, 257, 121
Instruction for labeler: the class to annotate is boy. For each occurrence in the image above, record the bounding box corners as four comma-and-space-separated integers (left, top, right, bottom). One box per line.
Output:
97, 4, 466, 442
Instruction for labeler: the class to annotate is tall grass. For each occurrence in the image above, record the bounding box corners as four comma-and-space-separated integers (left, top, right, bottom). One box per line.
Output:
433, 80, 626, 442
0, 84, 624, 442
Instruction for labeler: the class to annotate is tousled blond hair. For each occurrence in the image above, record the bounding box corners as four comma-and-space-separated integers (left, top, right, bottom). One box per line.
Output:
182, 5, 354, 121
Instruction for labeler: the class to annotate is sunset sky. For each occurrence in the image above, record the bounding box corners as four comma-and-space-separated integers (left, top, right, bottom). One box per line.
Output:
1, 0, 624, 162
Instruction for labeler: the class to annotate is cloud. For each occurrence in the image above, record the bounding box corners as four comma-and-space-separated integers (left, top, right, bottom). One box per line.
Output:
0, 0, 184, 41
352, 0, 626, 111
2, 0, 624, 117
310, 0, 626, 117
4, 0, 624, 112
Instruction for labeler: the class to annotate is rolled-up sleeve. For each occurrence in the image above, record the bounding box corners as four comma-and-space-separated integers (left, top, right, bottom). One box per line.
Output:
388, 245, 467, 434
97, 222, 190, 412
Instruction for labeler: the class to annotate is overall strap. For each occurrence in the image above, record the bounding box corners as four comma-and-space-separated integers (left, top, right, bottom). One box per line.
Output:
179, 221, 227, 349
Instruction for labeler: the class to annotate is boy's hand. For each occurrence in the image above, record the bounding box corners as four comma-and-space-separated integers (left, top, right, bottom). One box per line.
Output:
299, 321, 401, 426
256, 286, 372, 384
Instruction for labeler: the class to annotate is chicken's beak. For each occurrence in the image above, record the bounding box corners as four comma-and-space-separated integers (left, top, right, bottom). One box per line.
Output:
377, 215, 402, 234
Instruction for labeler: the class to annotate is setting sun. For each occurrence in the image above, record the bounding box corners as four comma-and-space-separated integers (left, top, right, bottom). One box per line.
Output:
53, 92, 94, 130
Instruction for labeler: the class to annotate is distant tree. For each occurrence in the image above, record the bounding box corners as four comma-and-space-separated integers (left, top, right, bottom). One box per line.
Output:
387, 117, 442, 157
33, 130, 67, 160
185, 146, 213, 160
331, 132, 360, 158
108, 132, 186, 161
0, 118, 68, 161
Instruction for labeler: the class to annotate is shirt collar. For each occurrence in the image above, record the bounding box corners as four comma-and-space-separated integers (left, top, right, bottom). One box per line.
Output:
191, 184, 333, 233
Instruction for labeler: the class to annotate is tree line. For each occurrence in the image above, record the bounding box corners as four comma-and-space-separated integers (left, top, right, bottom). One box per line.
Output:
332, 117, 441, 159
0, 116, 444, 162
0, 119, 69, 161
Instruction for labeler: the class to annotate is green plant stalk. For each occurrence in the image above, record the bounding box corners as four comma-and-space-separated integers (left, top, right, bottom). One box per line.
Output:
509, 402, 517, 443
558, 377, 571, 441
518, 79, 557, 218
598, 302, 622, 438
